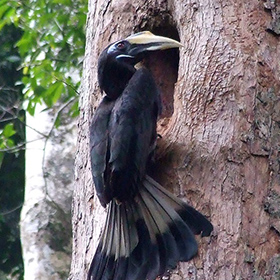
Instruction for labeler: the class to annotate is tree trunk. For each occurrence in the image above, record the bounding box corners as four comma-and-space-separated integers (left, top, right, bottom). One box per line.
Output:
21, 103, 75, 280
70, 0, 280, 279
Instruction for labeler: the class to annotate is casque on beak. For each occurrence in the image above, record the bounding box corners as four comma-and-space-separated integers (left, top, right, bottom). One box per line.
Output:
123, 31, 183, 58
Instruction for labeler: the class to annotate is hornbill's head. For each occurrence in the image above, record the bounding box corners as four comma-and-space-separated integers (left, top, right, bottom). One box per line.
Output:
98, 31, 182, 99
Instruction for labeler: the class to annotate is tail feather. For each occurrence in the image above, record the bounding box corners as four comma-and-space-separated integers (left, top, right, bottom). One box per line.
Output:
148, 179, 200, 261
88, 176, 213, 280
125, 202, 154, 280
139, 185, 185, 276
142, 178, 198, 261
145, 175, 213, 236
137, 191, 166, 279
110, 205, 126, 280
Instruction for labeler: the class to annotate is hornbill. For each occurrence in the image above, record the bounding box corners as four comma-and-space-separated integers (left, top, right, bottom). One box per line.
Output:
88, 31, 213, 280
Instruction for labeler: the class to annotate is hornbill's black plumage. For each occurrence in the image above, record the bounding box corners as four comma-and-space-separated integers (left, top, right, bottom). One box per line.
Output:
88, 31, 213, 280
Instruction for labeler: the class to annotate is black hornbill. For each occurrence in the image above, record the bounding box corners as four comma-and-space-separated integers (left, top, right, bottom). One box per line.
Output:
88, 31, 213, 280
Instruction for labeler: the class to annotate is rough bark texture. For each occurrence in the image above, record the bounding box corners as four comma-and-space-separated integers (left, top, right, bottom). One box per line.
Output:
71, 0, 280, 279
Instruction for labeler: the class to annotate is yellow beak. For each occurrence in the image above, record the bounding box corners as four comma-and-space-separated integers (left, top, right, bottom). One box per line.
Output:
125, 31, 183, 51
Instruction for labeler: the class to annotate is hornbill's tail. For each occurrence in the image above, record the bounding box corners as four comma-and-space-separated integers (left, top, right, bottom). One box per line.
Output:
88, 175, 213, 280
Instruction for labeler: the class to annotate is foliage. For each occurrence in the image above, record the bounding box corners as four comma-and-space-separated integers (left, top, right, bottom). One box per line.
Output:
0, 0, 87, 161
0, 0, 87, 278
13, 0, 86, 116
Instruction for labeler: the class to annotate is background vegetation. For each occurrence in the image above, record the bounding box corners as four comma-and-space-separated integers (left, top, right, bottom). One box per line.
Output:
0, 0, 87, 278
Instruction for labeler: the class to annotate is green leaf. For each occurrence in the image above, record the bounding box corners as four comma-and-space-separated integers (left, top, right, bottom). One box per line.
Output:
3, 123, 16, 138
0, 4, 10, 19
43, 81, 64, 106
51, 82, 64, 104
6, 138, 15, 147
34, 85, 46, 96
26, 100, 36, 116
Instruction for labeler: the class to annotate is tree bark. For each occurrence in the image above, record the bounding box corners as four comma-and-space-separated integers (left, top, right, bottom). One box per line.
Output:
21, 103, 75, 280
70, 0, 280, 279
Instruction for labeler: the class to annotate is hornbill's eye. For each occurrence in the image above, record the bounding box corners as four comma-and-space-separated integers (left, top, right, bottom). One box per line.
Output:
116, 41, 126, 50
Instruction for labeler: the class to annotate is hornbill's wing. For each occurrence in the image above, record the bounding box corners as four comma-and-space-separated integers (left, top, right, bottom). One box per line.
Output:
90, 97, 115, 207
107, 67, 160, 202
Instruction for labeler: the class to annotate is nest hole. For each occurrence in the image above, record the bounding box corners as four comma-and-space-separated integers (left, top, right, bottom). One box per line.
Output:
137, 17, 180, 118
135, 15, 181, 185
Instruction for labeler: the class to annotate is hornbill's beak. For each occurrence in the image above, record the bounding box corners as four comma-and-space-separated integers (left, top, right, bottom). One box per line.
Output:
114, 31, 183, 62
125, 31, 183, 51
